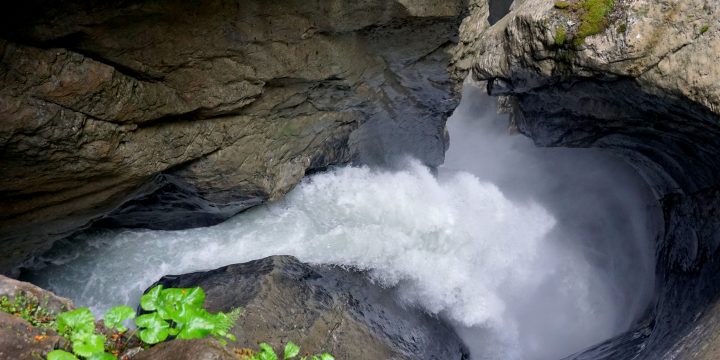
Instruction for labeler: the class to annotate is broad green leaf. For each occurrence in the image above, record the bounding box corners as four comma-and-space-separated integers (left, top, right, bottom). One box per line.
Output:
57, 307, 95, 335
160, 287, 205, 308
140, 285, 163, 311
258, 343, 278, 360
71, 333, 106, 357
284, 342, 300, 359
47, 350, 79, 360
319, 354, 334, 360
87, 352, 117, 360
136, 312, 170, 344
178, 287, 205, 307
166, 301, 201, 325
157, 287, 206, 322
153, 289, 182, 320
103, 305, 135, 332
176, 312, 215, 340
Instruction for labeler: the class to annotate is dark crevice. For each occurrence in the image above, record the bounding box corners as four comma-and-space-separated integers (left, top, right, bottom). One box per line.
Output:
488, 0, 513, 25
2, 30, 165, 83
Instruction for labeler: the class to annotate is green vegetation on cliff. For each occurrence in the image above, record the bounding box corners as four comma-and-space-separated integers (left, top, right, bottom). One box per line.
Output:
0, 293, 58, 330
555, 26, 568, 45
553, 0, 616, 46
575, 0, 616, 45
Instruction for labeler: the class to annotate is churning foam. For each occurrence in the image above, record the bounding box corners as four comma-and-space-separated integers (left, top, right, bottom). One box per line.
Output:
26, 160, 627, 359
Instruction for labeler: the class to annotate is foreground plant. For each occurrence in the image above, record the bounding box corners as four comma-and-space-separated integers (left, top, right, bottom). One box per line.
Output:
46, 285, 241, 359
0, 293, 57, 329
137, 285, 241, 345
9, 285, 334, 360
46, 306, 131, 360
237, 342, 334, 360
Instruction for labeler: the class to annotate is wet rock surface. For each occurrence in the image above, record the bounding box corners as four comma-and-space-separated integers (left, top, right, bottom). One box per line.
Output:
0, 312, 65, 360
452, 0, 720, 359
0, 0, 465, 273
0, 274, 73, 314
132, 339, 237, 360
0, 275, 72, 360
147, 255, 469, 360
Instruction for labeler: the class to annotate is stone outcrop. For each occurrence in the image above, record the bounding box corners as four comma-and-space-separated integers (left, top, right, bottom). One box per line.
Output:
133, 339, 237, 360
0, 275, 73, 314
0, 312, 66, 360
451, 0, 720, 359
0, 275, 72, 360
145, 256, 469, 360
0, 0, 467, 274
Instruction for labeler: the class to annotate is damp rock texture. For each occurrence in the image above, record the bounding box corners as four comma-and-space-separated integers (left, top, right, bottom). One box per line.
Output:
0, 0, 466, 273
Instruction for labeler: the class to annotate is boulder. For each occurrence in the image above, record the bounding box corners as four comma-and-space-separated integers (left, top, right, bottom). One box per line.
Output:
0, 274, 73, 314
145, 255, 469, 360
133, 339, 236, 360
0, 312, 65, 360
0, 275, 72, 359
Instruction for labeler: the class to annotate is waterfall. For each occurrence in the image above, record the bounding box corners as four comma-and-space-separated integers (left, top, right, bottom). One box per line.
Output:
23, 86, 655, 360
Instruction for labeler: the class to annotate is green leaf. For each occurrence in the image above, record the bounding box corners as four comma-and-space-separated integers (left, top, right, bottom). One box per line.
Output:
71, 333, 106, 357
157, 287, 206, 322
176, 311, 215, 340
168, 301, 200, 325
319, 354, 334, 360
258, 343, 278, 360
57, 307, 95, 335
179, 287, 205, 307
284, 342, 300, 359
47, 350, 79, 360
135, 312, 170, 344
103, 305, 135, 332
140, 285, 163, 311
159, 287, 205, 308
214, 311, 239, 331
87, 352, 117, 360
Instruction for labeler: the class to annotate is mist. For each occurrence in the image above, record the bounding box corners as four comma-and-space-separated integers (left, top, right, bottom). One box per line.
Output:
444, 84, 656, 359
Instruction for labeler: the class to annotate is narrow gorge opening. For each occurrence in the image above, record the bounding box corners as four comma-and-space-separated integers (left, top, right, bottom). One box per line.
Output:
20, 85, 658, 360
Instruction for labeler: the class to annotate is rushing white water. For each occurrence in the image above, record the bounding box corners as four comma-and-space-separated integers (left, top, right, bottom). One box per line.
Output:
23, 86, 656, 360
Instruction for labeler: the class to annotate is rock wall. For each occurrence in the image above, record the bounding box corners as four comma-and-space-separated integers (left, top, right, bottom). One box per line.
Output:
0, 0, 467, 274
452, 0, 720, 359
